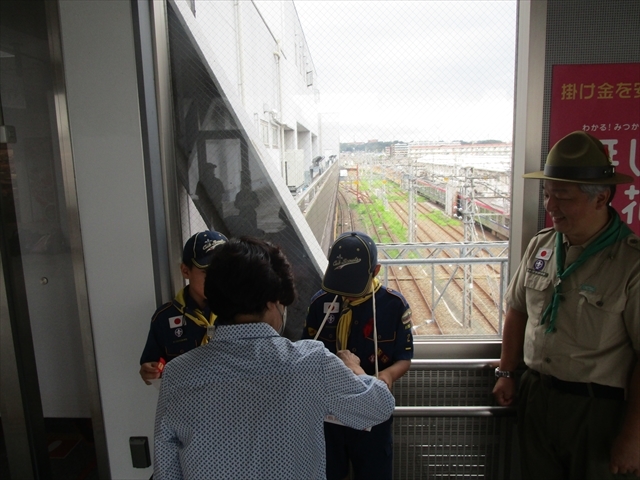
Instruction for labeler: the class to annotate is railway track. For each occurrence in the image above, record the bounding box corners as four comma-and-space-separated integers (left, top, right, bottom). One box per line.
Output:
335, 187, 354, 236
360, 197, 443, 335
388, 201, 499, 335
337, 180, 503, 336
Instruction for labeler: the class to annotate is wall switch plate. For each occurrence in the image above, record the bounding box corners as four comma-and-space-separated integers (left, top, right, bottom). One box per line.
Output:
129, 436, 151, 468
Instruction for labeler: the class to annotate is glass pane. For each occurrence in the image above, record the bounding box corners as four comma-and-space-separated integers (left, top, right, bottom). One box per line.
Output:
167, 5, 322, 338
0, 0, 98, 475
168, 1, 517, 339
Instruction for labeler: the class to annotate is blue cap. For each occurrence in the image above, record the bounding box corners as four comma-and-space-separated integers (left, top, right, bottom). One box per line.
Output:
322, 231, 377, 297
182, 231, 228, 269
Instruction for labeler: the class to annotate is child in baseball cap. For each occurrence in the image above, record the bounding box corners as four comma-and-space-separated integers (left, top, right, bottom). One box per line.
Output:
302, 231, 413, 479
139, 230, 228, 385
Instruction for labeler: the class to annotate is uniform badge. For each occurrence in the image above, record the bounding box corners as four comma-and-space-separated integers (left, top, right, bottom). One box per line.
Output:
533, 259, 545, 271
174, 328, 183, 338
324, 302, 339, 313
169, 316, 185, 328
535, 248, 553, 260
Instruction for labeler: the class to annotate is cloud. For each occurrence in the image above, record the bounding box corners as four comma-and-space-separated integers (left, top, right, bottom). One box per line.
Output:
295, 0, 517, 143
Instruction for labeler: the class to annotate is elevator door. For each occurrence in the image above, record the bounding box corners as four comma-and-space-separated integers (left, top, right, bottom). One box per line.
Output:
0, 0, 97, 477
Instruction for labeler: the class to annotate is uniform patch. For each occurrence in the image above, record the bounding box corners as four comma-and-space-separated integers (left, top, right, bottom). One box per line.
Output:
174, 328, 183, 338
401, 308, 412, 324
327, 314, 336, 324
324, 302, 339, 314
363, 318, 374, 338
535, 248, 553, 260
526, 267, 548, 277
169, 316, 185, 328
533, 259, 545, 271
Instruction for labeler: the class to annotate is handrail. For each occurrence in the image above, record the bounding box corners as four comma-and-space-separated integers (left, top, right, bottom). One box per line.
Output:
394, 406, 516, 417
408, 359, 499, 370
393, 359, 514, 417
379, 257, 508, 265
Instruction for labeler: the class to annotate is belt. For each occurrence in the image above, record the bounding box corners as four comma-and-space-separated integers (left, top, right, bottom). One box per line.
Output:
529, 370, 625, 401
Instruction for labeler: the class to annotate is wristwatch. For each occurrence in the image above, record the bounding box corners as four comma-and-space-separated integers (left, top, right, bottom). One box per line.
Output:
495, 367, 514, 379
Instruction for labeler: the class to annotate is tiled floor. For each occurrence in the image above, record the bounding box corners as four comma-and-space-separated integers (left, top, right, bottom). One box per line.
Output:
0, 418, 98, 480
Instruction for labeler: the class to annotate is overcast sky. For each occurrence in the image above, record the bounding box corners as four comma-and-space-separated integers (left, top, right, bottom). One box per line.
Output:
294, 0, 517, 144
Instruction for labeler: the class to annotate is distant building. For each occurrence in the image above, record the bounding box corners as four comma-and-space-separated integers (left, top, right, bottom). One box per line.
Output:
387, 142, 409, 157
408, 142, 511, 159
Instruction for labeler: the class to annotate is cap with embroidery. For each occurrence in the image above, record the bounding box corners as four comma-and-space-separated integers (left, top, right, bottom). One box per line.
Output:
322, 231, 377, 297
182, 231, 228, 269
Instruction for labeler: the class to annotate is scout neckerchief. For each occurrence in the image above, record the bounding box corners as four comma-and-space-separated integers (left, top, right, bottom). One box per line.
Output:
175, 289, 217, 344
540, 210, 632, 334
336, 277, 382, 350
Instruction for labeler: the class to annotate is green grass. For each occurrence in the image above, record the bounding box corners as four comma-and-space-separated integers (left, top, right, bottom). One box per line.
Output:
346, 170, 460, 249
425, 209, 461, 227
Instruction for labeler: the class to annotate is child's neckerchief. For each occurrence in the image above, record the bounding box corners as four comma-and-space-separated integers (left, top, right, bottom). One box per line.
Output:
336, 278, 381, 350
175, 288, 217, 344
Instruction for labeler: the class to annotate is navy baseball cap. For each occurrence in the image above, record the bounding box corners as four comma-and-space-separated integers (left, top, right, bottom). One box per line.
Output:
322, 231, 377, 297
182, 231, 228, 269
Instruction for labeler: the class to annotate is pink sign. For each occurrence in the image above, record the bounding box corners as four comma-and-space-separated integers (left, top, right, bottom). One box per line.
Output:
549, 63, 640, 235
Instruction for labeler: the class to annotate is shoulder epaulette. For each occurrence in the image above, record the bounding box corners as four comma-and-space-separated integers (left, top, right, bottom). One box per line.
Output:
151, 301, 174, 323
626, 235, 640, 251
310, 289, 330, 303
383, 286, 410, 307
533, 227, 555, 237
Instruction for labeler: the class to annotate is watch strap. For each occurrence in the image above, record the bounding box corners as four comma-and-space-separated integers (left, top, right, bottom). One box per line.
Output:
495, 366, 514, 378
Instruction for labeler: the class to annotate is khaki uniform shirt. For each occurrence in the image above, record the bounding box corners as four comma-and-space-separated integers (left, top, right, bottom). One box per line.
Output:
506, 227, 640, 391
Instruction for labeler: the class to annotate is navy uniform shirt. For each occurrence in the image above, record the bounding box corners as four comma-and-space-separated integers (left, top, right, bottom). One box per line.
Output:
140, 286, 212, 365
303, 286, 414, 376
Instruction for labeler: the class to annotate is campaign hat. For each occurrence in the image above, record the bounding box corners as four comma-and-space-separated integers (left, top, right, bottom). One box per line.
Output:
182, 231, 228, 269
523, 131, 633, 184
322, 231, 377, 297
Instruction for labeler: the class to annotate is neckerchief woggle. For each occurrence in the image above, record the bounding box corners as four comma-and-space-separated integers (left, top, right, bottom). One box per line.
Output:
540, 210, 632, 334
175, 289, 217, 344
313, 277, 382, 376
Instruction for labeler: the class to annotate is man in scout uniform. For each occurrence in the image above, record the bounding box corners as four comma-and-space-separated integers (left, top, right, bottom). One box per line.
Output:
493, 131, 640, 478
303, 231, 414, 480
139, 230, 228, 385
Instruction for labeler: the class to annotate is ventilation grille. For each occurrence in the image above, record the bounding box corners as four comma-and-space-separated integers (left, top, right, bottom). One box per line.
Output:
392, 368, 515, 479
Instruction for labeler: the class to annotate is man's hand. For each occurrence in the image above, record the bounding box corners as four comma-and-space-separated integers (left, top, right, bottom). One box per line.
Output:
139, 362, 161, 385
492, 377, 517, 406
336, 350, 365, 376
610, 425, 640, 476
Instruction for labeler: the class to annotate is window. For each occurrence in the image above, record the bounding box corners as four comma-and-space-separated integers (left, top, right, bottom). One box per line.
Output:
261, 120, 269, 146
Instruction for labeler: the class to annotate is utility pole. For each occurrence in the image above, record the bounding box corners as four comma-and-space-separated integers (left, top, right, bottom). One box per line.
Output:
461, 167, 475, 328
408, 156, 415, 243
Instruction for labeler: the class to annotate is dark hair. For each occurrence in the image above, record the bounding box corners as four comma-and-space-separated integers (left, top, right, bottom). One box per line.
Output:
204, 236, 296, 323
